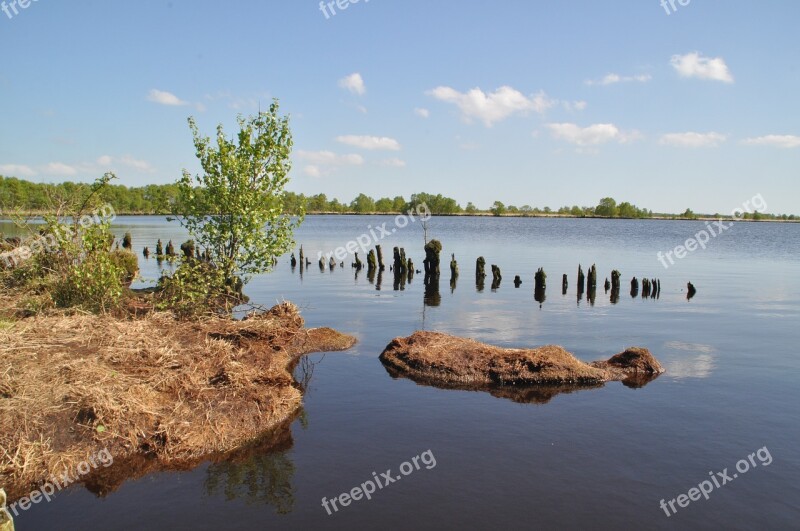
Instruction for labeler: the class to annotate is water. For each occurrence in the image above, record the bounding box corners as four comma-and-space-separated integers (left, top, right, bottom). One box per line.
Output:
5, 215, 800, 530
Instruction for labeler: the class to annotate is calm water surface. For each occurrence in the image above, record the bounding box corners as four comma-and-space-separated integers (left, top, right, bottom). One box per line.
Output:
6, 215, 800, 530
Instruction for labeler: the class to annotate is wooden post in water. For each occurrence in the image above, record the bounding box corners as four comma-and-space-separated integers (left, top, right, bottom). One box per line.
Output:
376, 245, 386, 271
562, 274, 568, 295
367, 249, 377, 272
423, 240, 442, 277
450, 253, 459, 280
630, 276, 639, 298
476, 256, 487, 279
491, 265, 502, 290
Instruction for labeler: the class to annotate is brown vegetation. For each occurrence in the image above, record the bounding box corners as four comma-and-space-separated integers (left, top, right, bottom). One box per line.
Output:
0, 301, 355, 501
379, 331, 663, 403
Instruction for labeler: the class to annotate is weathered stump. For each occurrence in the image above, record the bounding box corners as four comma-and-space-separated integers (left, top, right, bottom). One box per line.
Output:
491, 265, 502, 290
376, 245, 386, 271
290, 253, 297, 268
562, 274, 568, 295
450, 253, 459, 280
180, 240, 195, 260
156, 239, 164, 257
687, 282, 696, 300
476, 256, 487, 279
423, 239, 442, 277
367, 249, 377, 272
514, 275, 522, 288
143, 247, 150, 259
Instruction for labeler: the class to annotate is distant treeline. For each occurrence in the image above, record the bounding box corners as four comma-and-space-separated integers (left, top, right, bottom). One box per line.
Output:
0, 175, 795, 220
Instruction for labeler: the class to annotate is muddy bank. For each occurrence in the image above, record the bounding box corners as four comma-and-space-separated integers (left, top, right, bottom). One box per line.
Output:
379, 331, 663, 403
0, 302, 355, 501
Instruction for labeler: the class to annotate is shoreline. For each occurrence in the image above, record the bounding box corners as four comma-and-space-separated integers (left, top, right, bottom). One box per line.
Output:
2, 212, 797, 223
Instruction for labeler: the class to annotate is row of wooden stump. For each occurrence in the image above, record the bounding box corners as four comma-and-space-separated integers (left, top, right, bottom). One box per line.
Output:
288, 240, 698, 302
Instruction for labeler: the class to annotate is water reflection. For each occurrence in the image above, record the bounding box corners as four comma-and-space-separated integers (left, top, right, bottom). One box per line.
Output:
424, 273, 441, 307
381, 364, 660, 405
204, 418, 296, 514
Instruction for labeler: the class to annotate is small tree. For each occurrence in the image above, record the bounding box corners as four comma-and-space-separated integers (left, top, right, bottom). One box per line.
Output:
174, 101, 302, 293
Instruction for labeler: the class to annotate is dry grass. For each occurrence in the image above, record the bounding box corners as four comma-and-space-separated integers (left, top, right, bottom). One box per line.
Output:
0, 299, 355, 501
379, 331, 664, 397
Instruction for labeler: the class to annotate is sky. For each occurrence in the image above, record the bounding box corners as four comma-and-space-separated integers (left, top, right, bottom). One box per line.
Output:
1, 0, 798, 214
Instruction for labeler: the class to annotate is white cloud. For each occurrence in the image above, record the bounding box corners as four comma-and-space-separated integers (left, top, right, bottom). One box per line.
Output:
304, 166, 323, 178
380, 157, 406, 168
296, 150, 364, 177
0, 164, 36, 177
585, 73, 652, 86
95, 155, 155, 172
660, 132, 728, 148
43, 162, 78, 176
336, 135, 401, 151
741, 135, 800, 149
119, 155, 156, 172
427, 85, 555, 127
339, 73, 366, 95
563, 100, 588, 112
147, 89, 189, 106
546, 123, 640, 146
670, 52, 734, 83
414, 107, 430, 118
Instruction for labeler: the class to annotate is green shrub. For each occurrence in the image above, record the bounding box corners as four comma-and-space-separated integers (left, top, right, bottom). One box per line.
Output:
109, 250, 139, 283
156, 260, 232, 318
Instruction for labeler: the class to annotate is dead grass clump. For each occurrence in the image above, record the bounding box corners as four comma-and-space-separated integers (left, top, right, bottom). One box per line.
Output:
0, 301, 355, 501
379, 331, 664, 399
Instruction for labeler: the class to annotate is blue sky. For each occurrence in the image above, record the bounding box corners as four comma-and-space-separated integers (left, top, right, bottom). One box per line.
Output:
1, 0, 798, 214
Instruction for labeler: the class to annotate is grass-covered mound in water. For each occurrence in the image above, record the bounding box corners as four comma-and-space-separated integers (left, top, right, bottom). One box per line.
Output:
379, 331, 663, 401
0, 301, 355, 501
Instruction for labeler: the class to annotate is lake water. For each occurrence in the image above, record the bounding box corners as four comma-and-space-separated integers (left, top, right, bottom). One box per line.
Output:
7, 215, 800, 530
